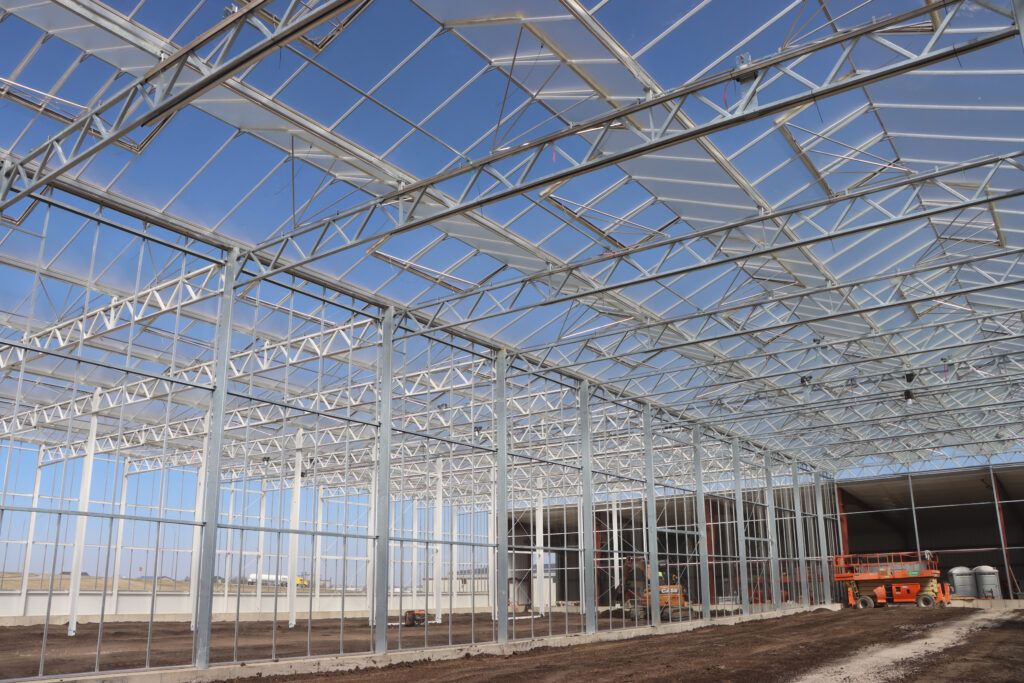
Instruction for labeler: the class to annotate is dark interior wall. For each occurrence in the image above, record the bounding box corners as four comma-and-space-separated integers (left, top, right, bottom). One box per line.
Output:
916, 505, 1010, 593
838, 468, 1024, 599
915, 505, 1003, 551
998, 499, 1024, 547
842, 508, 915, 554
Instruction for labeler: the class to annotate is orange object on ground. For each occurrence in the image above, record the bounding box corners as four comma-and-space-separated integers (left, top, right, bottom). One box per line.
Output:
403, 609, 426, 626
617, 558, 689, 620
834, 551, 951, 608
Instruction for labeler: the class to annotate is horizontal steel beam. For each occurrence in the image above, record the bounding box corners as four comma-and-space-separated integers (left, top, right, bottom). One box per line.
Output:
0, 0, 362, 212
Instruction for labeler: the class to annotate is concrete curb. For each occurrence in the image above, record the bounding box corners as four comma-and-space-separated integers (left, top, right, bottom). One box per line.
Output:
948, 597, 1024, 609
40, 604, 843, 683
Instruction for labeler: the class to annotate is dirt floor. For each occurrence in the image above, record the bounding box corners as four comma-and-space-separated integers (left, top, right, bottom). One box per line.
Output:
895, 610, 1024, 683
235, 608, 981, 683
3, 608, 1019, 681
0, 611, 586, 679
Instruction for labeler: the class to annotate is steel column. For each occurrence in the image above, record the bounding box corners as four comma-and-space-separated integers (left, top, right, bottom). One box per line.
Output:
18, 456, 41, 616
491, 501, 499, 618
791, 464, 809, 607
577, 504, 586, 618
610, 500, 620, 595
288, 432, 303, 628
110, 469, 129, 615
193, 248, 238, 669
579, 380, 596, 634
411, 499, 419, 609
813, 471, 832, 604
642, 404, 660, 626
255, 485, 267, 612
908, 472, 921, 553
989, 465, 1014, 598
693, 425, 711, 620
731, 438, 749, 616
67, 389, 100, 637
366, 468, 376, 626
835, 483, 848, 556
495, 349, 509, 641
372, 307, 394, 654
534, 495, 546, 616
763, 452, 782, 609
314, 486, 323, 606
432, 458, 442, 622
189, 441, 207, 631
223, 488, 235, 601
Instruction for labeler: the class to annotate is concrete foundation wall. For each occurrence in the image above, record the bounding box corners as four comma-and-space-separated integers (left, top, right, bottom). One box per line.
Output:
0, 590, 495, 626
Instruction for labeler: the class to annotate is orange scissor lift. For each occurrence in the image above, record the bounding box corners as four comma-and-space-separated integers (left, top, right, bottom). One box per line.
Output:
834, 551, 951, 609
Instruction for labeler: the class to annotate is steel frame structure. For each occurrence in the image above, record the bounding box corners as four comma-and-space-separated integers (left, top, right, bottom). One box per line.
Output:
0, 0, 1022, 676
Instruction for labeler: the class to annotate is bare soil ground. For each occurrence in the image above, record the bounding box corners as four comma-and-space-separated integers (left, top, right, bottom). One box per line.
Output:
0, 612, 584, 679
895, 610, 1024, 683
792, 609, 1020, 682
4, 608, 1015, 682
236, 608, 975, 683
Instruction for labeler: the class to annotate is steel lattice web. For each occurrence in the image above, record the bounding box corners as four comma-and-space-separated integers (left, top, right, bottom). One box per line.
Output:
1, 0, 1024, 494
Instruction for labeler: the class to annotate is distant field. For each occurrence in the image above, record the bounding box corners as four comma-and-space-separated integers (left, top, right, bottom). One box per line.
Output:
0, 572, 324, 594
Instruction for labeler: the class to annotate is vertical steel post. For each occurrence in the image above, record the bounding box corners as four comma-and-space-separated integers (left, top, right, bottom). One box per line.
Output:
288, 431, 303, 628
610, 500, 620, 595
693, 425, 711, 620
731, 438, 749, 616
576, 504, 586, 619
989, 465, 1014, 598
411, 500, 419, 609
834, 482, 847, 556
193, 248, 238, 669
432, 459, 442, 622
388, 503, 396, 619
68, 389, 100, 637
110, 468, 128, 615
314, 486, 323, 607
255, 484, 266, 612
366, 468, 376, 625
579, 380, 596, 634
763, 452, 782, 609
791, 464, 809, 607
223, 487, 235, 600
907, 472, 921, 553
813, 471, 832, 604
533, 495, 545, 616
19, 457, 41, 616
487, 500, 496, 619
494, 349, 509, 641
642, 404, 660, 626
189, 439, 208, 631
372, 307, 394, 654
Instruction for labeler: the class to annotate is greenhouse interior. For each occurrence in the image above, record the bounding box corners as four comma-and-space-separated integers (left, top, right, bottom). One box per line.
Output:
0, 0, 1022, 679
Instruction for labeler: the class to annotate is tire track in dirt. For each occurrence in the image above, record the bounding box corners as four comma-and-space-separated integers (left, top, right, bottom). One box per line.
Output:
790, 610, 1016, 683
